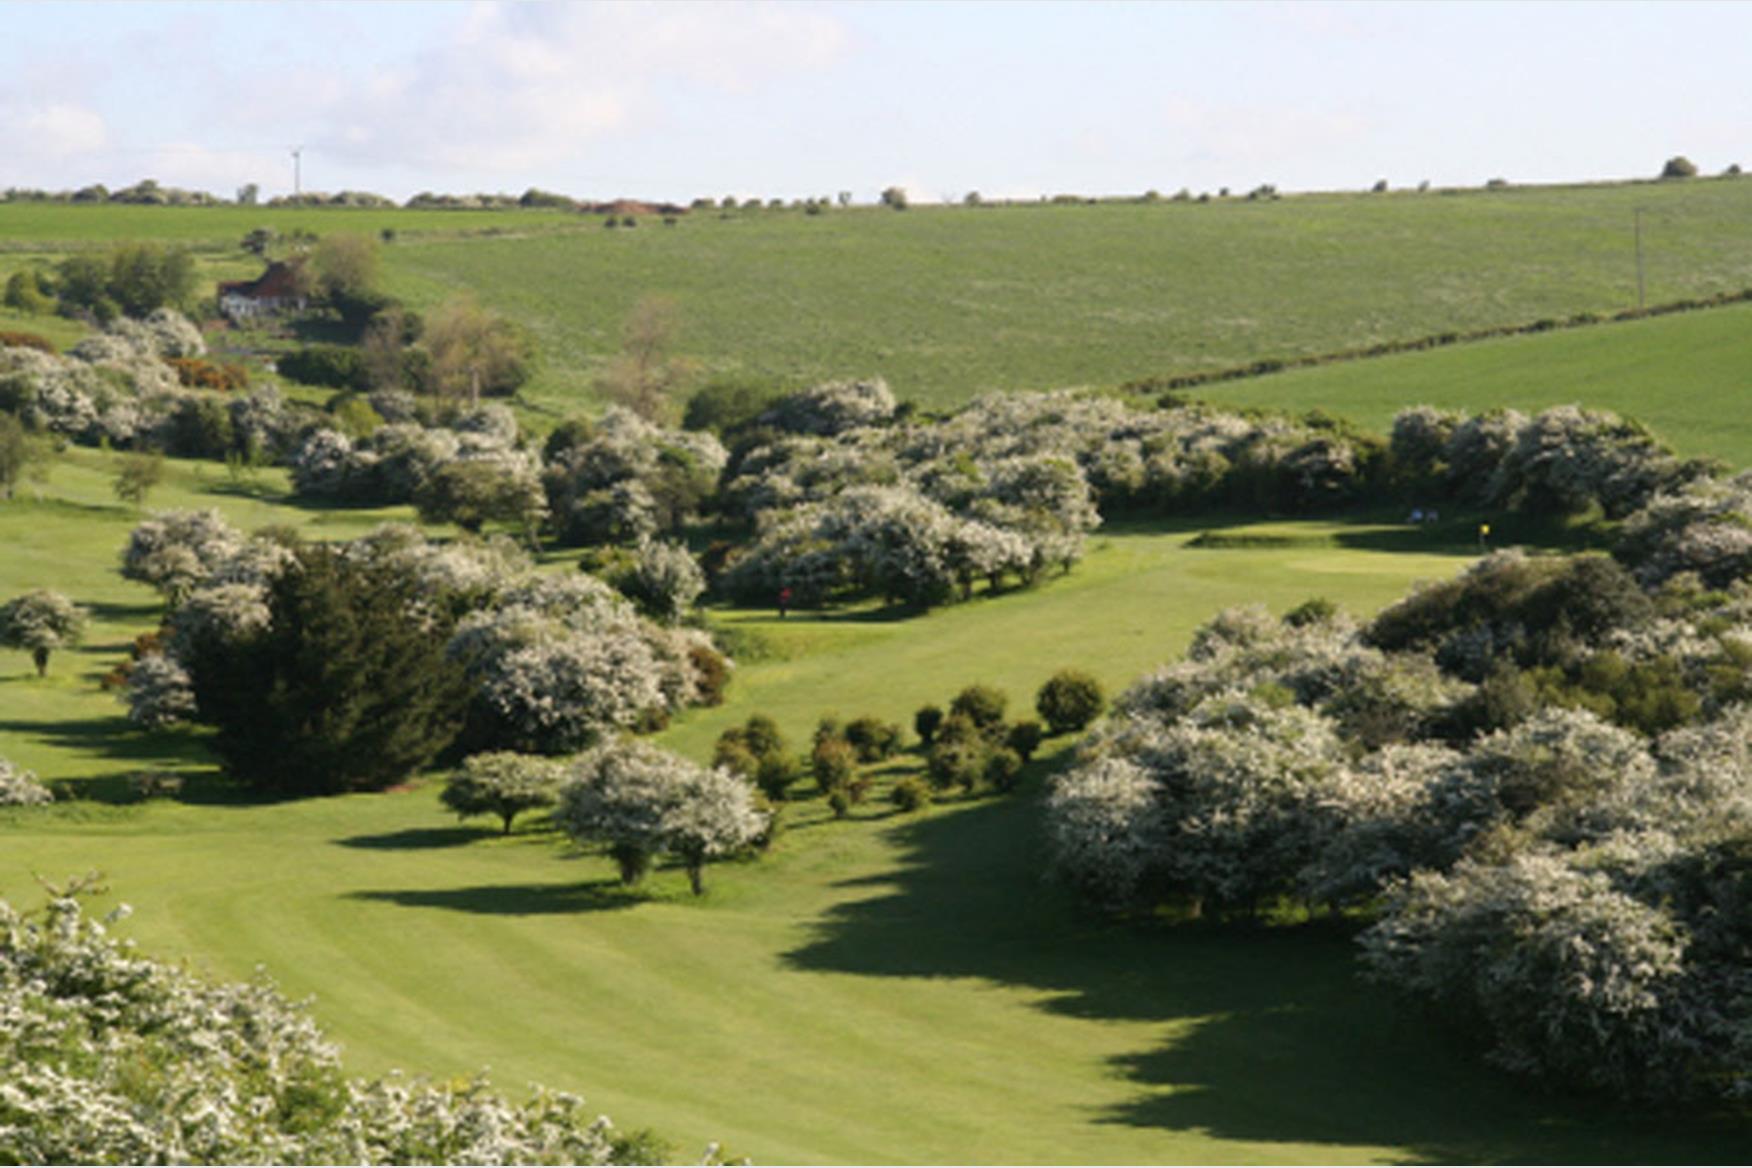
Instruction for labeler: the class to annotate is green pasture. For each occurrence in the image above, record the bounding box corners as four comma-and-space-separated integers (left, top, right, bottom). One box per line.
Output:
1199, 299, 1752, 466
372, 177, 1752, 415
0, 202, 583, 251
3, 460, 1745, 1162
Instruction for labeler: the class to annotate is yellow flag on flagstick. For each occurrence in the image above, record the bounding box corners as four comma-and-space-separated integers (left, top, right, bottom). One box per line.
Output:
1480, 523, 1491, 537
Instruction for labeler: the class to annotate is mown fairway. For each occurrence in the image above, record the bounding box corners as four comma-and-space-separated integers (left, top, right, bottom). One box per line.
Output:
3, 457, 1747, 1162
373, 178, 1752, 414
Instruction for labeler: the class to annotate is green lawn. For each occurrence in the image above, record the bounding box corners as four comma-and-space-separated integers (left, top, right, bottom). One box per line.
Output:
3, 466, 1745, 1162
370, 177, 1752, 416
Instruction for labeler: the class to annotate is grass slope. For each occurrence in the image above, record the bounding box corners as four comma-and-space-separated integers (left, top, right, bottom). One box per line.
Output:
375, 178, 1752, 414
0, 203, 582, 251
1198, 299, 1752, 465
4, 472, 1745, 1162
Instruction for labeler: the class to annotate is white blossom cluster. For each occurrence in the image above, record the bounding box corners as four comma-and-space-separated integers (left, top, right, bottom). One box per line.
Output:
1047, 593, 1752, 1100
1615, 470, 1752, 587
120, 508, 250, 601
0, 758, 52, 807
448, 572, 710, 754
290, 404, 537, 511
752, 376, 898, 436
0, 310, 274, 453
621, 538, 707, 624
721, 484, 1037, 608
1390, 403, 1690, 518
0, 890, 648, 1163
542, 407, 726, 546
718, 389, 1396, 609
120, 518, 720, 748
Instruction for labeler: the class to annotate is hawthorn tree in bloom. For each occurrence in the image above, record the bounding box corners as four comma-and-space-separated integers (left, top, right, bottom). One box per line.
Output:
441, 751, 564, 834
0, 588, 86, 677
555, 740, 768, 894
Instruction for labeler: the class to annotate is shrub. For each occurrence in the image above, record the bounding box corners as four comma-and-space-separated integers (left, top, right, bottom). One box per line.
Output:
1036, 669, 1104, 735
742, 714, 786, 760
0, 757, 52, 806
950, 684, 1008, 729
1660, 155, 1699, 179
687, 643, 729, 706
1005, 719, 1044, 761
845, 716, 902, 762
889, 775, 931, 813
712, 735, 759, 778
1284, 597, 1339, 628
811, 735, 856, 792
0, 328, 55, 353
279, 344, 371, 391
753, 752, 797, 802
926, 736, 986, 792
914, 704, 944, 746
126, 770, 185, 802
984, 747, 1023, 793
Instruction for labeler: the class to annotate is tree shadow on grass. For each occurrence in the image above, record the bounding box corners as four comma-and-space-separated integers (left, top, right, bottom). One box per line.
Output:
348, 878, 642, 916
336, 825, 498, 851
84, 599, 164, 625
0, 715, 213, 769
783, 781, 1750, 1163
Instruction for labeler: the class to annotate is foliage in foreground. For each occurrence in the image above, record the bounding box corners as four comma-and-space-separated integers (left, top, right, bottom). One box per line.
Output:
0, 882, 670, 1165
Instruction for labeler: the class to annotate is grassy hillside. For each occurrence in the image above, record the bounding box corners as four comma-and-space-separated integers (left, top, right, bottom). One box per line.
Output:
1199, 299, 1752, 466
3, 463, 1746, 1162
0, 202, 582, 252
373, 178, 1752, 414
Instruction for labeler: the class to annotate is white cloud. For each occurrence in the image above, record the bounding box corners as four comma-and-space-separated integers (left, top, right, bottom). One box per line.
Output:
284, 0, 847, 177
1, 99, 110, 159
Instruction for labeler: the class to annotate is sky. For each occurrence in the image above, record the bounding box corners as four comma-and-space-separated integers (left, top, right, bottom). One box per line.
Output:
1, 0, 1748, 203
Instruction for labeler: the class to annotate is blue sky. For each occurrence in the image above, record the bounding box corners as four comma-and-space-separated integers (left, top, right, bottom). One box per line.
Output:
1, 1, 1747, 202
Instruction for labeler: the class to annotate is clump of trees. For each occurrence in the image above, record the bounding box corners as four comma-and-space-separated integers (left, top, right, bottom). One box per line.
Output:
555, 739, 768, 894
44, 243, 197, 323
121, 515, 727, 793
541, 408, 725, 547
1044, 508, 1752, 1102
0, 308, 301, 461
0, 883, 671, 1163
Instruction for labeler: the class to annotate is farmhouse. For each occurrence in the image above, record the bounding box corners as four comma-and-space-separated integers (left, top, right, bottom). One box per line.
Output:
217, 260, 308, 321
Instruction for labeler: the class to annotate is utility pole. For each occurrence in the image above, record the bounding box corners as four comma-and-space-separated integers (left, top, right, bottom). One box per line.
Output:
1634, 207, 1646, 310
292, 146, 303, 197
